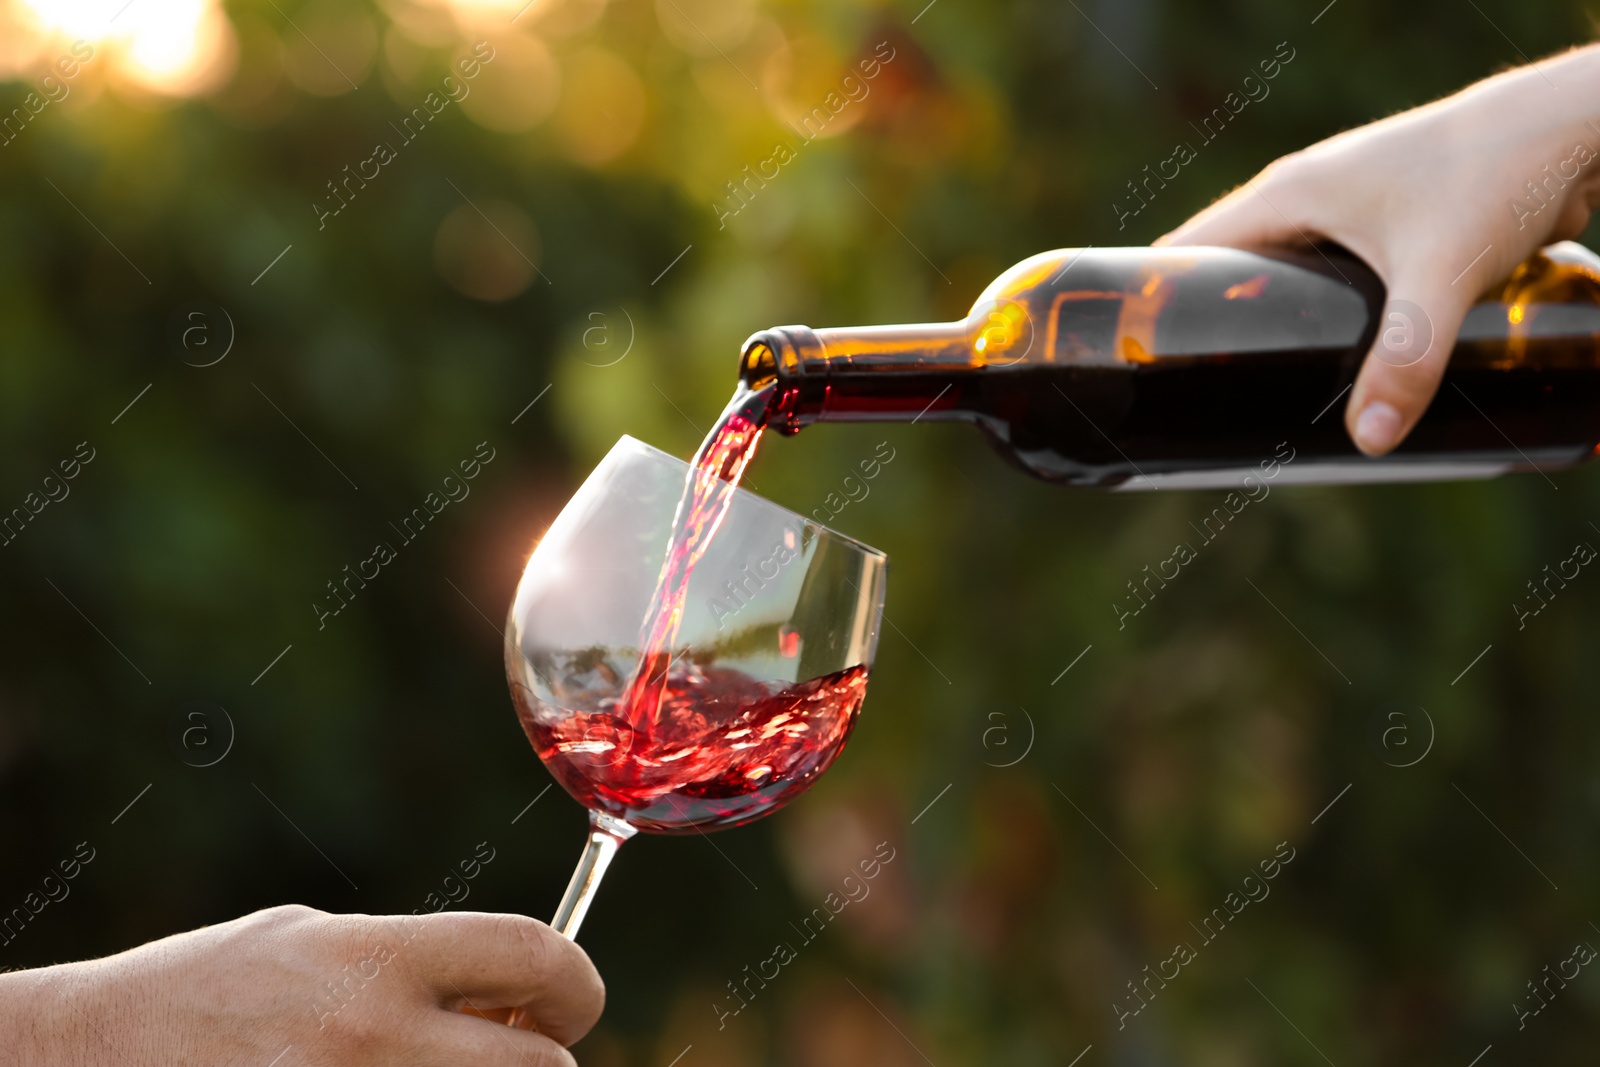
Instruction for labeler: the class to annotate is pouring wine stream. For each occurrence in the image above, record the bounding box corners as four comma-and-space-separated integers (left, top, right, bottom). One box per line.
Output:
615, 383, 778, 732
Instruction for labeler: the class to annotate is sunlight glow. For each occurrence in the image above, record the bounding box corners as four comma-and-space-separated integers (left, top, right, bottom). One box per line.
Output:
401, 0, 607, 38
403, 0, 526, 31
5, 0, 234, 95
441, 0, 525, 12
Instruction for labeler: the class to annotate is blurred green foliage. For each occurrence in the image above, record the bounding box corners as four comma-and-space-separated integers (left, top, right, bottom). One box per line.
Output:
2, 0, 1600, 1063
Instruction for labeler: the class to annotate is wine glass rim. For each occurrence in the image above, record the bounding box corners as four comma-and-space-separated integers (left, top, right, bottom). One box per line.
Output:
614, 434, 888, 562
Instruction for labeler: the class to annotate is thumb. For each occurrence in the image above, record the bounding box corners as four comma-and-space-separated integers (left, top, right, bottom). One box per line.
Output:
386, 911, 605, 1046
1343, 266, 1477, 456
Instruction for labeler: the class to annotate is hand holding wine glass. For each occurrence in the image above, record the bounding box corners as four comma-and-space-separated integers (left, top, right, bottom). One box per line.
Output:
0, 905, 604, 1066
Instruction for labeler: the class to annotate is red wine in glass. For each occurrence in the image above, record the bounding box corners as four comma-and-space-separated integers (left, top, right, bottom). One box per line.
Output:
527, 662, 869, 833
504, 393, 887, 959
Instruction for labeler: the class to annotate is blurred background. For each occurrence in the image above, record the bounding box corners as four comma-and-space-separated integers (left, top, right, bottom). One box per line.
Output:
2, 0, 1599, 1063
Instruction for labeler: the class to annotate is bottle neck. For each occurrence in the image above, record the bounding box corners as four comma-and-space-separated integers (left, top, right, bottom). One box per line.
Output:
735, 243, 1384, 432
739, 319, 989, 431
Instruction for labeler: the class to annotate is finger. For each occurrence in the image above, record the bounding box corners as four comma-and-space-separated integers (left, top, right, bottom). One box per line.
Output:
1156, 171, 1314, 249
418, 1010, 579, 1067
378, 911, 605, 1046
1344, 264, 1477, 455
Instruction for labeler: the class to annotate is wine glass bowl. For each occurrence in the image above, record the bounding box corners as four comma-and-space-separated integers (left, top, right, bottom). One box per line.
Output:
504, 435, 886, 937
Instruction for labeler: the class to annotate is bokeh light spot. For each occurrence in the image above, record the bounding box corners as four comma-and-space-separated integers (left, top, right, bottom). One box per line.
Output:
552, 46, 645, 166
457, 32, 557, 132
279, 3, 377, 97
434, 199, 541, 302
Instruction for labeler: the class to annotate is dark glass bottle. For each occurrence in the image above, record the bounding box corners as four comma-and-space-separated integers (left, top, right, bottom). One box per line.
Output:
737, 243, 1600, 488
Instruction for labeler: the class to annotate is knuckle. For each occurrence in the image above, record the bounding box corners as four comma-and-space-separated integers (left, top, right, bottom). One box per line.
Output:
1255, 151, 1322, 219
565, 964, 606, 1040
490, 914, 604, 1038
1258, 149, 1310, 192
237, 902, 323, 941
499, 913, 558, 975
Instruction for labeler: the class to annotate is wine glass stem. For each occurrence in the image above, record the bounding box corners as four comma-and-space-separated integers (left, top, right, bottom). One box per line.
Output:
551, 811, 637, 940
504, 811, 635, 1030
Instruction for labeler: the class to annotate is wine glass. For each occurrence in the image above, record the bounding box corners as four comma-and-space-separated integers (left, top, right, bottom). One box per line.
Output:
504, 435, 887, 941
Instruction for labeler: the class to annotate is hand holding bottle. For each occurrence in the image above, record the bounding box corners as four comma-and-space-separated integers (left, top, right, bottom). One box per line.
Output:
0, 905, 604, 1066
1160, 44, 1600, 455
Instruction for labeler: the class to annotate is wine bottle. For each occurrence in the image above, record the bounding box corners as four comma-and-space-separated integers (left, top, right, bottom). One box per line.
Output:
737, 243, 1600, 488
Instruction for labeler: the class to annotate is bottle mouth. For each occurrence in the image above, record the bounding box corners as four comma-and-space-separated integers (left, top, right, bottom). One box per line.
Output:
739, 338, 779, 390
737, 327, 827, 431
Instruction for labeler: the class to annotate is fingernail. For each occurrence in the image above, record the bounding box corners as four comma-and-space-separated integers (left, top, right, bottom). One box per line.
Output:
1353, 401, 1402, 454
